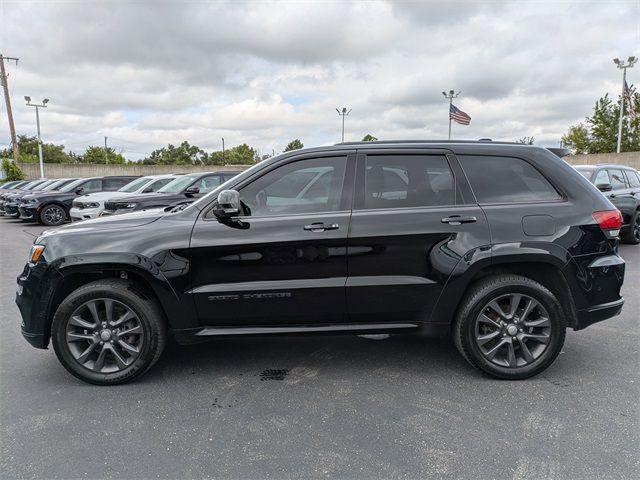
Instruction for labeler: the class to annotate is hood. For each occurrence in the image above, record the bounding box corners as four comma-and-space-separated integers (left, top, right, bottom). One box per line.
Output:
75, 191, 127, 202
110, 192, 187, 206
38, 209, 165, 239
25, 191, 76, 202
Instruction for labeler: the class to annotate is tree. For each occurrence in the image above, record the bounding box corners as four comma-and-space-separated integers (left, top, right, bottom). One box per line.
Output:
284, 139, 304, 151
362, 134, 378, 142
516, 136, 535, 144
143, 141, 209, 165
80, 146, 126, 164
1, 158, 25, 181
227, 144, 257, 164
561, 124, 590, 154
562, 87, 640, 153
1, 135, 72, 164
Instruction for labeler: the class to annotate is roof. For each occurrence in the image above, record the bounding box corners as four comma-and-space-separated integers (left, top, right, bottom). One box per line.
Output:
573, 164, 637, 170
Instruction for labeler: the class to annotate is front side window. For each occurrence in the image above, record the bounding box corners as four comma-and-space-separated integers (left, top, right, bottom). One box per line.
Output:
147, 178, 174, 191
79, 179, 102, 194
158, 175, 199, 194
608, 169, 627, 190
118, 177, 150, 193
459, 155, 561, 203
362, 155, 454, 209
239, 157, 346, 216
593, 169, 610, 186
197, 175, 223, 193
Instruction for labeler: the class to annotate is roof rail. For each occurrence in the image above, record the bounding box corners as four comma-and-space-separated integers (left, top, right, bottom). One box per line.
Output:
334, 139, 518, 146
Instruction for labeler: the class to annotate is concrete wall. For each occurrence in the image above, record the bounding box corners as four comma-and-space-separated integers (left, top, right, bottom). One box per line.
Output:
17, 163, 249, 180
16, 150, 640, 179
564, 151, 640, 170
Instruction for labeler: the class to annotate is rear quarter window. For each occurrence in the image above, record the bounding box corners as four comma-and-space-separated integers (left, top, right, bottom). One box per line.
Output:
459, 155, 561, 203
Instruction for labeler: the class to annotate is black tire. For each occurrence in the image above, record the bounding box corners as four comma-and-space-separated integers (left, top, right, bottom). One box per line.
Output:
51, 279, 167, 385
621, 210, 640, 245
39, 204, 67, 226
454, 274, 566, 380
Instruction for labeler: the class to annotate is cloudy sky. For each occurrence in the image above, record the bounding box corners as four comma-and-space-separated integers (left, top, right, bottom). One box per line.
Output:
1, 0, 638, 159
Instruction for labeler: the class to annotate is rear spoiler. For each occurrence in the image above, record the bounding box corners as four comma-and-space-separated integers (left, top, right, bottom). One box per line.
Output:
547, 147, 571, 158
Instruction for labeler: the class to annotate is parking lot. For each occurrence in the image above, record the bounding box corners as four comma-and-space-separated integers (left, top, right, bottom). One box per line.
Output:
0, 218, 638, 480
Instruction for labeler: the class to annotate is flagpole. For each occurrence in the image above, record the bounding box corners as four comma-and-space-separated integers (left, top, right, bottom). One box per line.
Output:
442, 89, 460, 140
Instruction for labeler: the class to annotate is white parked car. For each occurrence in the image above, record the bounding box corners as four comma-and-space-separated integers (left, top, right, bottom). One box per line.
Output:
70, 174, 179, 221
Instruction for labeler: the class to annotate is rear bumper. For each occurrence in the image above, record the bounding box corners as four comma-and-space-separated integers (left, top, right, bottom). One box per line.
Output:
575, 298, 624, 330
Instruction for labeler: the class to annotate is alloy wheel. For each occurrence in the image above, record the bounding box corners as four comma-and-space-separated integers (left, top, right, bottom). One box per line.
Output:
44, 206, 65, 225
65, 298, 144, 373
634, 214, 640, 242
474, 293, 551, 368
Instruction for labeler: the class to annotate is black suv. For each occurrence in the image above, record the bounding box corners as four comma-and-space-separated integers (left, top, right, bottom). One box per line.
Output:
1, 179, 54, 217
16, 141, 625, 385
102, 171, 240, 215
574, 164, 640, 244
19, 176, 138, 226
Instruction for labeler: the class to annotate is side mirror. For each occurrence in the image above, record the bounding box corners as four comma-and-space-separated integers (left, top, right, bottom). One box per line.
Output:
184, 186, 200, 196
75, 187, 84, 195
596, 183, 613, 192
213, 189, 241, 218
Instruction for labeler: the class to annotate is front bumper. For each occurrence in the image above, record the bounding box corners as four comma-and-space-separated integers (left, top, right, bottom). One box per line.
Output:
16, 261, 53, 350
18, 205, 37, 221
70, 206, 103, 222
4, 202, 20, 217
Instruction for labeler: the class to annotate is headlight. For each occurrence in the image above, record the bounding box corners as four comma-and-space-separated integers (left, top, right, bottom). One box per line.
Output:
29, 244, 45, 264
85, 202, 100, 208
25, 199, 37, 205
118, 203, 137, 209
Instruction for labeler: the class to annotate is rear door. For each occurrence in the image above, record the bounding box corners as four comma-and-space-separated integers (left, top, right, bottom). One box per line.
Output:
346, 149, 489, 325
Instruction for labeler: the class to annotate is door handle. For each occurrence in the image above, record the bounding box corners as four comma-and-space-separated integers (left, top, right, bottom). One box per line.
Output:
441, 215, 477, 225
304, 222, 339, 232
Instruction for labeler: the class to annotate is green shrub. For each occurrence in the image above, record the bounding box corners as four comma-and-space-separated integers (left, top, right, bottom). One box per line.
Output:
1, 158, 25, 181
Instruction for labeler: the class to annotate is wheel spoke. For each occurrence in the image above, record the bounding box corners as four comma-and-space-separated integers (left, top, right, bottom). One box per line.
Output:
119, 325, 141, 336
487, 300, 507, 319
67, 332, 95, 342
522, 332, 550, 344
520, 297, 538, 322
112, 311, 135, 327
68, 315, 96, 329
108, 344, 129, 369
117, 339, 140, 354
93, 346, 108, 372
508, 294, 522, 317
517, 337, 535, 363
104, 300, 114, 324
86, 302, 101, 325
523, 317, 551, 328
484, 338, 507, 359
478, 313, 501, 329
506, 339, 516, 367
477, 330, 501, 346
76, 342, 98, 363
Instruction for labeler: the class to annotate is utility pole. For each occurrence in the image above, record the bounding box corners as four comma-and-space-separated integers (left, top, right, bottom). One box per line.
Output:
25, 96, 49, 179
221, 137, 225, 165
613, 56, 637, 153
104, 136, 109, 164
336, 107, 351, 142
442, 89, 460, 140
0, 54, 19, 160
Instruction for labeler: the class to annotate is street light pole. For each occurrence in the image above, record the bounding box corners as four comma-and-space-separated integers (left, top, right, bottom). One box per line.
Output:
613, 56, 637, 153
221, 137, 225, 165
25, 96, 49, 179
336, 107, 351, 142
442, 89, 460, 140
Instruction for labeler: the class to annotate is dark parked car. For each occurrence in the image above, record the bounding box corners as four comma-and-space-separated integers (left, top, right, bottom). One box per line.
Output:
17, 141, 625, 385
102, 171, 240, 215
0, 180, 29, 192
18, 176, 138, 226
0, 179, 52, 217
574, 164, 640, 244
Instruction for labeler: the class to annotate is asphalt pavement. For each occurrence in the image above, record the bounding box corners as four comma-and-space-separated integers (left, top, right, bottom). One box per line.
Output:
1, 218, 638, 480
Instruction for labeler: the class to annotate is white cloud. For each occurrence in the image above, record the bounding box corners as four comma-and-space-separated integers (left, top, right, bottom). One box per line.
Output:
1, 0, 638, 159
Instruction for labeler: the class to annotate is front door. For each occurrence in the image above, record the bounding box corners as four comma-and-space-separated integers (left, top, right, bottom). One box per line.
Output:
189, 154, 355, 326
346, 151, 489, 324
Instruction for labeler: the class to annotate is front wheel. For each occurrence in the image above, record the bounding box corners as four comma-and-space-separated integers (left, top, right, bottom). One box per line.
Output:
454, 274, 566, 380
51, 279, 167, 385
39, 204, 67, 226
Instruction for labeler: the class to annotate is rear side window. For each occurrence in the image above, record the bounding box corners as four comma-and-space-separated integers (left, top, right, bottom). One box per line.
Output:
362, 155, 455, 209
197, 175, 224, 193
608, 169, 627, 190
624, 170, 640, 188
459, 155, 561, 203
593, 169, 610, 186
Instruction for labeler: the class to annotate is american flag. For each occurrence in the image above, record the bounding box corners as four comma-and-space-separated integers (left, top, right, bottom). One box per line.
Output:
450, 104, 471, 125
623, 80, 636, 117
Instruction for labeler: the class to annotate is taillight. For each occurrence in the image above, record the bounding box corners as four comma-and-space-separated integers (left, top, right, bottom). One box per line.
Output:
593, 210, 622, 238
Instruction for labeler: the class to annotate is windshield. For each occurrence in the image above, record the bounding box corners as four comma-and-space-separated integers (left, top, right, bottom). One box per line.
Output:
118, 177, 153, 193
60, 178, 91, 193
157, 175, 199, 193
575, 168, 594, 180
22, 181, 44, 190
42, 179, 68, 191
31, 181, 55, 191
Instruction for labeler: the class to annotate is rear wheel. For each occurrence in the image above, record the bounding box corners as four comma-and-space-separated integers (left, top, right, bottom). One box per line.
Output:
51, 279, 166, 385
621, 210, 640, 244
39, 204, 67, 226
454, 274, 566, 380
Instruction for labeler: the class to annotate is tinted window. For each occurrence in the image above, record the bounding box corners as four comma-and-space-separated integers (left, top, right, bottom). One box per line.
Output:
146, 178, 174, 191
624, 170, 640, 188
158, 175, 200, 193
239, 157, 346, 216
78, 179, 102, 193
459, 155, 560, 203
103, 178, 134, 191
593, 169, 610, 186
197, 175, 223, 193
608, 169, 627, 190
118, 177, 151, 193
575, 167, 594, 180
361, 155, 454, 209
